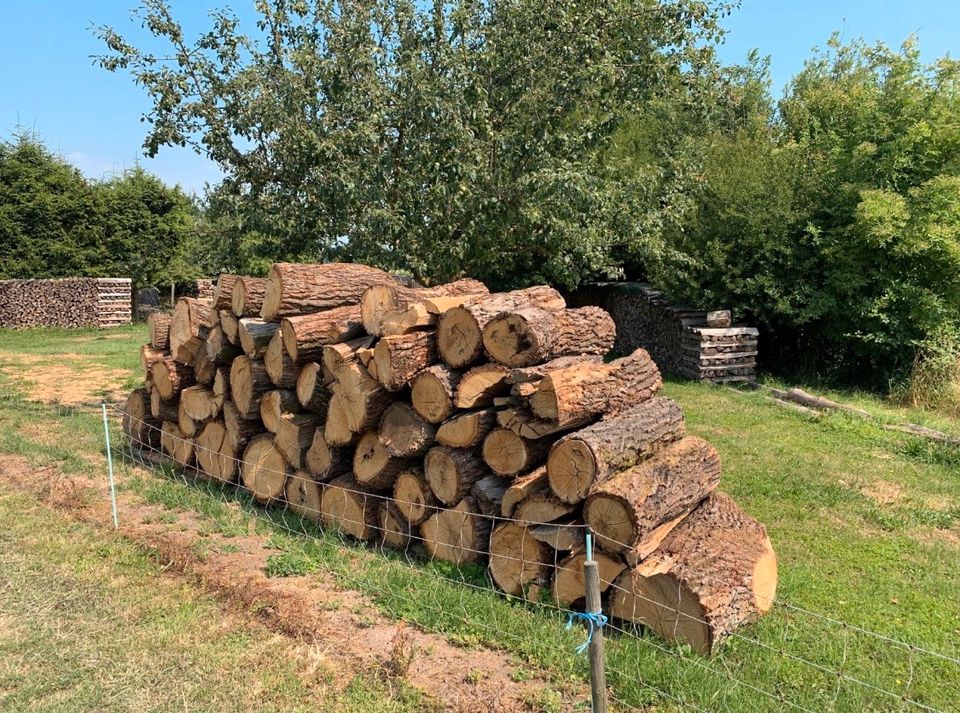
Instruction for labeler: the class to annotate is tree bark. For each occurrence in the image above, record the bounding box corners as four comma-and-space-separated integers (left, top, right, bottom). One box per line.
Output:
150, 387, 179, 422
410, 364, 461, 423
123, 388, 160, 448
140, 344, 166, 384
275, 412, 323, 469
421, 496, 490, 565
372, 331, 438, 391
148, 312, 171, 349
378, 402, 436, 457
424, 446, 489, 506
232, 276, 268, 317
262, 262, 394, 320
471, 475, 507, 517
435, 408, 497, 448
281, 305, 364, 362
322, 335, 376, 374
223, 400, 264, 452
495, 403, 589, 439
482, 306, 615, 367
212, 274, 240, 310
361, 278, 488, 336
151, 356, 195, 400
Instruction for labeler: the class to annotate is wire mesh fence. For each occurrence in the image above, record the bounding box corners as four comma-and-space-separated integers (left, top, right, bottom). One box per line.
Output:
91, 401, 960, 711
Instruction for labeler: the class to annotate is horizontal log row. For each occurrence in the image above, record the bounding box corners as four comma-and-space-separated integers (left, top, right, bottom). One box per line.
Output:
0, 277, 132, 329
122, 264, 776, 656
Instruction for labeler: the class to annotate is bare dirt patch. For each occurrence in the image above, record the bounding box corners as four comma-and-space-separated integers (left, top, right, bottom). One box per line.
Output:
0, 353, 129, 406
860, 480, 903, 506
0, 453, 582, 712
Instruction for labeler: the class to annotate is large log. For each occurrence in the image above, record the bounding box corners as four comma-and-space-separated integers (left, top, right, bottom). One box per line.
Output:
169, 297, 212, 364
275, 412, 323, 469
265, 331, 298, 388
371, 331, 437, 391
378, 402, 436, 457
332, 362, 392, 433
435, 408, 497, 448
151, 356, 195, 400
262, 262, 394, 320
281, 305, 364, 362
353, 430, 411, 490
122, 388, 160, 448
482, 306, 615, 367
232, 276, 269, 317
547, 397, 685, 504
489, 522, 551, 596
181, 385, 224, 423
148, 312, 171, 349
230, 356, 272, 420
361, 278, 489, 336
530, 348, 663, 426
410, 364, 461, 423
238, 318, 278, 358
608, 492, 778, 655
393, 468, 438, 525
240, 434, 289, 503
321, 475, 379, 540
260, 389, 300, 433
584, 436, 721, 556
295, 362, 331, 415
482, 428, 554, 477
453, 363, 509, 409
212, 274, 240, 310
285, 471, 323, 522
424, 446, 489, 506
437, 286, 566, 368
161, 421, 195, 468
304, 428, 353, 482
195, 420, 237, 483
421, 496, 490, 565
553, 551, 626, 607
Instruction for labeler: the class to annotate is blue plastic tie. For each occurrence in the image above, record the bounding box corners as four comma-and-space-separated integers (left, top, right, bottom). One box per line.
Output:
566, 610, 608, 655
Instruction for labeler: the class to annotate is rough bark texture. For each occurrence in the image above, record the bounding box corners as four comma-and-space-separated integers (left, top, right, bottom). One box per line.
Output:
230, 356, 272, 420
281, 305, 364, 362
361, 278, 488, 336
482, 428, 554, 477
161, 421, 195, 468
240, 433, 289, 503
378, 402, 436, 457
123, 388, 160, 448
322, 335, 375, 374
238, 318, 278, 358
151, 356, 195, 400
501, 467, 548, 517
553, 551, 626, 607
372, 331, 438, 391
262, 262, 394, 320
436, 408, 497, 448
148, 312, 171, 349
529, 520, 585, 551
169, 297, 212, 365
529, 348, 663, 426
378, 501, 414, 549
232, 276, 268, 317
489, 522, 551, 596
276, 413, 323, 469
295, 362, 331, 414
470, 475, 507, 517
424, 446, 489, 506
353, 430, 412, 491
453, 363, 510, 409
213, 274, 240, 310
141, 344, 166, 384
285, 471, 323, 522
410, 364, 461, 423
495, 403, 589, 440
421, 496, 490, 565
584, 436, 721, 554
265, 331, 299, 388
608, 492, 778, 655
223, 400, 264, 452
513, 490, 577, 525
547, 397, 686, 504
333, 362, 393, 433
260, 389, 300, 433
192, 342, 215, 387
205, 324, 242, 364
393, 468, 437, 525
482, 306, 616, 367
437, 286, 566, 368
321, 474, 380, 540
304, 428, 353, 482
506, 355, 603, 384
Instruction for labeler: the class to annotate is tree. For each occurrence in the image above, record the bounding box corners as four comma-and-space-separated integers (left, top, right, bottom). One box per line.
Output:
95, 0, 734, 289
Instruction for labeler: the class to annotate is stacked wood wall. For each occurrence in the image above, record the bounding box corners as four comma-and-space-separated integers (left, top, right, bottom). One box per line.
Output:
0, 277, 132, 329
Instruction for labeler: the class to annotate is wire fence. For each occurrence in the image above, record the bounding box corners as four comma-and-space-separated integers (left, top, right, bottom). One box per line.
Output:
73, 401, 960, 711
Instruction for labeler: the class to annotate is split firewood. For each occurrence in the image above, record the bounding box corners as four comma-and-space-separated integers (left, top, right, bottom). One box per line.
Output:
265, 331, 298, 388
489, 522, 551, 596
547, 397, 685, 503
240, 433, 289, 502
169, 297, 212, 364
482, 428, 554, 477
421, 496, 490, 565
372, 331, 438, 391
285, 471, 323, 522
223, 400, 265, 452
529, 520, 585, 551
295, 362, 331, 414
322, 335, 375, 374
435, 408, 497, 448
410, 364, 461, 423
553, 551, 626, 607
360, 278, 488, 336
482, 306, 615, 367
275, 412, 323, 469
123, 388, 160, 447
232, 276, 269, 317
178, 400, 201, 438
608, 492, 777, 655
304, 428, 353, 482
140, 344, 166, 383
506, 355, 603, 384
260, 389, 300, 433
453, 363, 510, 409
281, 305, 364, 362
332, 362, 392, 433
424, 446, 489, 506
501, 466, 548, 518
220, 310, 240, 344
323, 390, 361, 446
151, 356, 195, 401
148, 312, 171, 349
378, 501, 414, 549
238, 318, 278, 358
393, 468, 438, 525
230, 356, 272, 420
353, 430, 412, 490
513, 489, 577, 525
192, 342, 215, 387
205, 324, 242, 364
150, 387, 179, 422
181, 385, 224, 423
378, 402, 436, 457
321, 475, 380, 540
262, 262, 394, 320
195, 420, 237, 483
161, 421, 195, 468
496, 403, 590, 439
471, 475, 508, 517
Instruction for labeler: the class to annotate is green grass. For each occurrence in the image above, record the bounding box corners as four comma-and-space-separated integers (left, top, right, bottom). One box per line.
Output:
1, 327, 958, 711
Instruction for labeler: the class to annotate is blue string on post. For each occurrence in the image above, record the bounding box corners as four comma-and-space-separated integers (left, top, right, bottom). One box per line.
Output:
566, 610, 609, 655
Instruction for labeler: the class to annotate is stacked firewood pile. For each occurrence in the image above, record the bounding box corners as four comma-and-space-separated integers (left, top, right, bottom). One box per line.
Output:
570, 282, 758, 384
0, 277, 131, 329
123, 263, 776, 655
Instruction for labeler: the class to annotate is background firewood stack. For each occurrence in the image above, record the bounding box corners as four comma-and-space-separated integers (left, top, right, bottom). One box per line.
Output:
0, 277, 131, 329
123, 263, 777, 655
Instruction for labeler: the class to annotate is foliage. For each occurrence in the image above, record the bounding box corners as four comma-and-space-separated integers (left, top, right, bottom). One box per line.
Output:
892, 325, 960, 417
95, 0, 735, 289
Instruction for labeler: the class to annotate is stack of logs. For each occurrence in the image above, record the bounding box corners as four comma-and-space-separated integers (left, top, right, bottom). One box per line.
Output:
0, 277, 132, 329
124, 264, 777, 655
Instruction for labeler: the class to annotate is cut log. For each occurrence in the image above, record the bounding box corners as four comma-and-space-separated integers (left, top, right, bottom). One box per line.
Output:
471, 474, 508, 517
360, 278, 488, 336
195, 420, 237, 483
608, 492, 778, 656
205, 324, 241, 364
140, 344, 166, 383
421, 496, 490, 565
547, 397, 685, 504
553, 551, 626, 607
435, 408, 497, 448
482, 428, 554, 477
501, 467, 548, 517
240, 434, 290, 503
151, 356, 195, 400
322, 335, 376, 374
513, 489, 577, 525
453, 363, 509, 409
219, 310, 240, 345
212, 274, 240, 310
192, 342, 215, 387
353, 430, 411, 491
238, 318, 278, 358
230, 356, 272, 420
260, 389, 300, 434
378, 501, 414, 549
161, 421, 195, 467
265, 331, 298, 388
378, 402, 435, 457
212, 366, 230, 401
232, 276, 269, 317
181, 385, 224, 423
482, 306, 615, 367
285, 471, 323, 522
489, 522, 551, 596
372, 331, 437, 391
320, 475, 379, 540
123, 388, 160, 447
530, 348, 662, 426
304, 428, 353, 482
295, 362, 331, 415
529, 520, 585, 551
148, 312, 171, 349
149, 387, 179, 422
169, 297, 212, 364
506, 355, 603, 384
392, 468, 437, 525
275, 413, 323, 469
410, 364, 461, 423
332, 362, 392, 433
262, 262, 394, 320
437, 286, 566, 368
424, 446, 489, 506
323, 391, 360, 446
281, 305, 364, 362
584, 436, 721, 555
496, 403, 590, 440
223, 400, 264, 452
178, 399, 201, 438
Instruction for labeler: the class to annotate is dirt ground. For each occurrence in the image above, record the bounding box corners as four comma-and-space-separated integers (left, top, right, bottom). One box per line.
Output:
0, 353, 129, 406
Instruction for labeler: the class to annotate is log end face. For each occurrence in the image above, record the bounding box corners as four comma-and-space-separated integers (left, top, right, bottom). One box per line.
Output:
546, 439, 597, 504
437, 308, 481, 368
482, 313, 538, 367
610, 572, 711, 655
753, 536, 778, 614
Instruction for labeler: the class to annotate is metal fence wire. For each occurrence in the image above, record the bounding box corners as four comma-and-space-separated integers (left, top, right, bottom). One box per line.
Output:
106, 402, 959, 712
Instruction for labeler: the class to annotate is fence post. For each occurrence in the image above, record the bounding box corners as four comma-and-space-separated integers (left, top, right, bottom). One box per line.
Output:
101, 399, 119, 529
584, 531, 608, 713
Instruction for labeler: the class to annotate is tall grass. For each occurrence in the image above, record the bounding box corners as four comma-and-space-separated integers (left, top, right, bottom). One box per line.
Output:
892, 326, 960, 417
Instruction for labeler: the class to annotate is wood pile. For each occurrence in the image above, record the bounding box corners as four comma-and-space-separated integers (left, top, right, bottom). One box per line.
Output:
570, 282, 757, 384
0, 277, 131, 329
122, 263, 776, 655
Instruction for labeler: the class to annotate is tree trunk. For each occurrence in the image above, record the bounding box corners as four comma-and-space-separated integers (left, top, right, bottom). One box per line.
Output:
161, 421, 195, 468
584, 436, 721, 555
304, 428, 353, 482
213, 274, 240, 310
262, 262, 394, 320
410, 364, 461, 423
148, 312, 171, 349
378, 402, 435, 457
553, 551, 625, 607
482, 306, 615, 367
195, 420, 238, 483
453, 363, 510, 408
489, 522, 551, 596
230, 356, 272, 420
437, 286, 565, 368
240, 434, 289, 503
223, 400, 265, 452
238, 318, 278, 358
435, 408, 497, 448
353, 430, 411, 490
608, 492, 778, 656
392, 468, 437, 525
361, 278, 488, 336
151, 356, 195, 400
547, 397, 685, 504
265, 331, 298, 388
123, 388, 160, 448
378, 501, 414, 549
181, 385, 224, 423
421, 496, 490, 565
482, 427, 554, 477
232, 276, 268, 317
169, 297, 212, 364
372, 331, 438, 391
295, 362, 331, 414
260, 389, 300, 433
321, 474, 379, 540
285, 471, 323, 522
332, 362, 392, 433
322, 335, 375, 374
424, 446, 489, 505
281, 305, 364, 362
529, 348, 662, 426
275, 413, 323, 469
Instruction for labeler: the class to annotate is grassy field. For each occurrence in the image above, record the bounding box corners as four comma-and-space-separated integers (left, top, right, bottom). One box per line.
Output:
1, 325, 958, 711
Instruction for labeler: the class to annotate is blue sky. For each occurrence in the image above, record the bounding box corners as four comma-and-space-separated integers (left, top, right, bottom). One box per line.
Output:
2, 1, 957, 195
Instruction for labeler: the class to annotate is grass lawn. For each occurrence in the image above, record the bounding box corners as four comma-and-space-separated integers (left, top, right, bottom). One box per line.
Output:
1, 325, 958, 712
